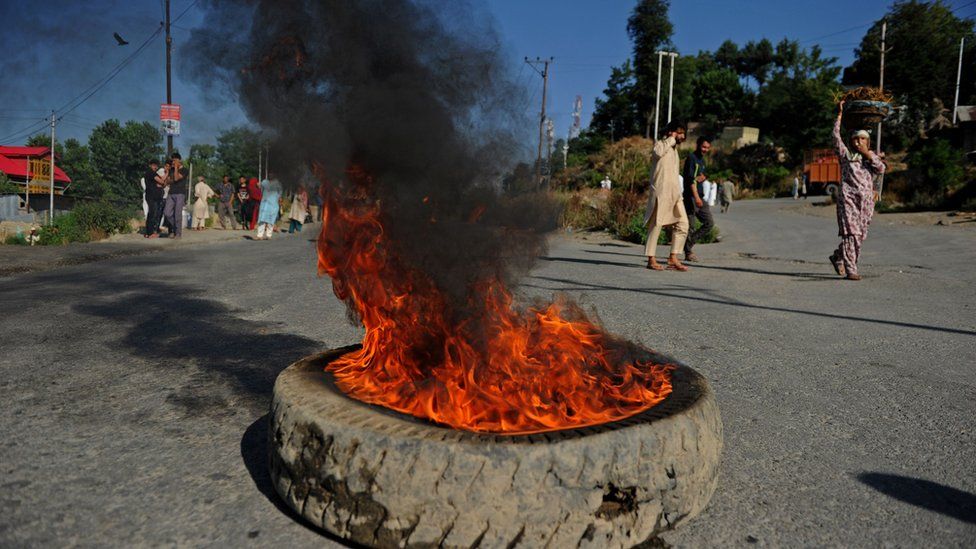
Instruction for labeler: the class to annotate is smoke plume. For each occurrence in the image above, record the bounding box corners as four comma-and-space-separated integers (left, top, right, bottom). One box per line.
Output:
183, 0, 557, 317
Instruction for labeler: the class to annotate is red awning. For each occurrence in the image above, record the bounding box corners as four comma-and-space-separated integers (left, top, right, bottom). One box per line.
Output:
0, 146, 71, 183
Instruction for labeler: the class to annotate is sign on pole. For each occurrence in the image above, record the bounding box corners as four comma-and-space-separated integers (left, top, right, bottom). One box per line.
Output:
160, 103, 181, 136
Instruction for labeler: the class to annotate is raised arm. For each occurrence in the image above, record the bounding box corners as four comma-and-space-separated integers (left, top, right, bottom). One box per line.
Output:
652, 135, 675, 159
833, 101, 850, 159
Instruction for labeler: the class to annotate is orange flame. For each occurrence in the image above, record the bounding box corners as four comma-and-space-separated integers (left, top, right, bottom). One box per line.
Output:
316, 165, 673, 434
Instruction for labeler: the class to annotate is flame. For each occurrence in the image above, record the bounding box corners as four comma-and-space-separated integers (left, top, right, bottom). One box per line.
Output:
316, 165, 673, 434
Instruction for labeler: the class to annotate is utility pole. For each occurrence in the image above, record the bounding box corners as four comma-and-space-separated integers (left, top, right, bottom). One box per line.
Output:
953, 36, 965, 125
258, 146, 262, 180
525, 57, 553, 188
165, 0, 173, 158
667, 52, 678, 123
49, 111, 56, 224
877, 20, 887, 199
653, 51, 665, 138
25, 156, 30, 214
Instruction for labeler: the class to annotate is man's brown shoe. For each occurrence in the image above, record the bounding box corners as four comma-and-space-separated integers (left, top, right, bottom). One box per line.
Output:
684, 251, 699, 262
667, 257, 689, 271
845, 273, 862, 281
646, 258, 664, 270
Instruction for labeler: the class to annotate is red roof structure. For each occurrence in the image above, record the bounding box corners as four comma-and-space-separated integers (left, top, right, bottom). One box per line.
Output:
0, 145, 71, 184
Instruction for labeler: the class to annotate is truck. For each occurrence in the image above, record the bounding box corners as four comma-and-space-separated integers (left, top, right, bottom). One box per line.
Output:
803, 148, 840, 197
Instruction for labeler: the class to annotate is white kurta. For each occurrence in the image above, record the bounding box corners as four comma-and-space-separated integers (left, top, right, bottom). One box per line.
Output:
644, 135, 685, 226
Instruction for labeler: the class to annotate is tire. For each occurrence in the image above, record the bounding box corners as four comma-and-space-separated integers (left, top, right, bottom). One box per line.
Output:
825, 183, 839, 199
270, 346, 723, 549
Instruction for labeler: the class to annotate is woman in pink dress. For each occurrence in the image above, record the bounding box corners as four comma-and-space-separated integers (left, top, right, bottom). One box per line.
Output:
829, 100, 886, 281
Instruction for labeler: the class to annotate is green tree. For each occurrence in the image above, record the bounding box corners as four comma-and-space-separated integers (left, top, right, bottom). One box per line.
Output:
626, 0, 674, 135
61, 138, 104, 198
844, 1, 975, 112
907, 138, 965, 198
88, 119, 163, 203
591, 60, 642, 138
737, 39, 775, 89
216, 127, 262, 179
693, 68, 746, 128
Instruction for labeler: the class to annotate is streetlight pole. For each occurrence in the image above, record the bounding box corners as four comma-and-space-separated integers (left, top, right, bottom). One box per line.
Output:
667, 52, 678, 123
653, 51, 665, 139
49, 111, 56, 224
953, 37, 965, 125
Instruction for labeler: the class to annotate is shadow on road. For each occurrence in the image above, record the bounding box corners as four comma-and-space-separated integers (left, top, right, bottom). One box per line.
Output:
526, 275, 976, 337
10, 265, 327, 415
541, 256, 637, 268
241, 414, 359, 546
689, 263, 839, 280
857, 472, 976, 524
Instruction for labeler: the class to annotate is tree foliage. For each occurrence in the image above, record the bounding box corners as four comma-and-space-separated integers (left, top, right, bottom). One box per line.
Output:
844, 1, 976, 111
88, 119, 163, 203
216, 126, 262, 180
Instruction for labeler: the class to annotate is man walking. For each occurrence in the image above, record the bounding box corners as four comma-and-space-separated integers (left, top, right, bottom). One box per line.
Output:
143, 160, 165, 238
643, 120, 690, 272
163, 152, 189, 238
829, 101, 885, 281
682, 136, 714, 262
720, 177, 735, 213
216, 175, 239, 230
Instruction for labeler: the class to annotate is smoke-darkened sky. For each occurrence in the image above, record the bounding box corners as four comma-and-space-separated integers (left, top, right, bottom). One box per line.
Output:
2, 0, 963, 153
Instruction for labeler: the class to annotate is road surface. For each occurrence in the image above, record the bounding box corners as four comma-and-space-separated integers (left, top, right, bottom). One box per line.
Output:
1, 199, 973, 547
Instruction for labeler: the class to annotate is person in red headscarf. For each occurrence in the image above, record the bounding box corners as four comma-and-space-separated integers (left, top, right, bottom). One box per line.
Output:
247, 177, 263, 230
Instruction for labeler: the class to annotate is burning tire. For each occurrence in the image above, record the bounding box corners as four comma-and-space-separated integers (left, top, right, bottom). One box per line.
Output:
270, 346, 723, 549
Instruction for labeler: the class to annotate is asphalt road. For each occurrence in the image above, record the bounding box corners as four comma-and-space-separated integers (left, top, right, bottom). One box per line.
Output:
1, 199, 974, 547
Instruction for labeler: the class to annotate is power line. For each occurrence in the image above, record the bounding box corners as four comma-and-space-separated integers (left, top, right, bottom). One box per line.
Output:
172, 0, 201, 24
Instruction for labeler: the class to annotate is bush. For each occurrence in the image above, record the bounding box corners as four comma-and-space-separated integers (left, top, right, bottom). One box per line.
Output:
906, 139, 965, 207
4, 233, 28, 245
38, 213, 90, 245
71, 201, 133, 235
36, 201, 133, 245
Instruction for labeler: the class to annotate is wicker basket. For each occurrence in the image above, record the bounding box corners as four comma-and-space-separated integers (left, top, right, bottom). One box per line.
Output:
843, 100, 892, 130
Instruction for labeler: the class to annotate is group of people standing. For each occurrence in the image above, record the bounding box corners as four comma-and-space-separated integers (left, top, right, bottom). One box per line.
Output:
643, 106, 884, 279
143, 153, 190, 239
141, 155, 317, 240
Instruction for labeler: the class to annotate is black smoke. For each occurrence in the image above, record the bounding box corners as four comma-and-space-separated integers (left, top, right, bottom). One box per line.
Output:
181, 0, 558, 318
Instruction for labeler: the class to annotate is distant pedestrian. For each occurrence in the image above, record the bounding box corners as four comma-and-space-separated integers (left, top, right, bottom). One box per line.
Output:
163, 153, 189, 238
792, 174, 800, 199
643, 120, 690, 272
192, 176, 215, 230
237, 176, 251, 228
801, 174, 808, 199
216, 175, 239, 230
288, 186, 309, 233
255, 172, 282, 240
703, 178, 717, 207
143, 160, 165, 238
828, 100, 885, 281
247, 176, 263, 231
720, 178, 735, 213
682, 135, 715, 263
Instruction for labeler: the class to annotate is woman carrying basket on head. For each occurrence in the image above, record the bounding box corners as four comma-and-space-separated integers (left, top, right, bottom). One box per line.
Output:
829, 100, 886, 281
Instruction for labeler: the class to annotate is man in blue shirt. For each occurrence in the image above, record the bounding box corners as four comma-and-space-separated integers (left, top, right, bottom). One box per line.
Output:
682, 136, 715, 262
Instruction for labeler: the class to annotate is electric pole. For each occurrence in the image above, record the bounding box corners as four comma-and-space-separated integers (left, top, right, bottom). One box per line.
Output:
165, 0, 173, 158
525, 57, 553, 188
653, 51, 665, 139
49, 111, 56, 224
667, 52, 678, 123
953, 36, 965, 125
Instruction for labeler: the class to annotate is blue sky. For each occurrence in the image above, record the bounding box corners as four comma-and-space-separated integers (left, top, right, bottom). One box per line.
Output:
1, 1, 973, 155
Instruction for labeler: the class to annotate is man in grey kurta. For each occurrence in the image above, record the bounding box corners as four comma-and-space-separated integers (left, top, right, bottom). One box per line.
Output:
830, 101, 886, 280
644, 121, 690, 271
